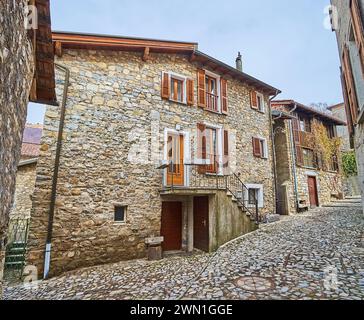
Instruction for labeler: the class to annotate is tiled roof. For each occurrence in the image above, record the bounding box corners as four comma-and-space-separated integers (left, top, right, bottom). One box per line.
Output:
21, 125, 43, 157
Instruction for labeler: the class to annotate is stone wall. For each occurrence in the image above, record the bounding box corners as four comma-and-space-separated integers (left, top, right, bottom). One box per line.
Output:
0, 0, 34, 298
26, 49, 276, 277
10, 163, 38, 220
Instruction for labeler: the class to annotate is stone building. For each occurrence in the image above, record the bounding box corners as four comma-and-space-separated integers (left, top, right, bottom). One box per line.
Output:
26, 31, 280, 278
272, 100, 345, 215
331, 0, 364, 213
10, 124, 42, 221
328, 103, 360, 196
0, 0, 55, 297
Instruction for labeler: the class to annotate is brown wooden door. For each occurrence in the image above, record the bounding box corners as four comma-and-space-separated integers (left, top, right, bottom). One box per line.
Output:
193, 196, 209, 252
161, 202, 182, 251
167, 134, 184, 186
308, 176, 319, 208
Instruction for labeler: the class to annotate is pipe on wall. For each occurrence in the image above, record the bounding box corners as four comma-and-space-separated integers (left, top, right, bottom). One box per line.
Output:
43, 63, 70, 279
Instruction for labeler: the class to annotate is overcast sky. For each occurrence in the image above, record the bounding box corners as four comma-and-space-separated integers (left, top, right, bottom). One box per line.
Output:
27, 0, 342, 123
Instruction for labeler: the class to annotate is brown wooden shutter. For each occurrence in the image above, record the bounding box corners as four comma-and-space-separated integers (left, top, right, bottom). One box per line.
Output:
343, 46, 359, 124
250, 90, 258, 109
351, 0, 364, 76
252, 137, 262, 158
161, 72, 170, 99
186, 79, 194, 106
295, 146, 303, 166
221, 79, 228, 114
340, 67, 354, 135
223, 130, 229, 170
291, 118, 301, 145
197, 123, 207, 174
197, 69, 206, 108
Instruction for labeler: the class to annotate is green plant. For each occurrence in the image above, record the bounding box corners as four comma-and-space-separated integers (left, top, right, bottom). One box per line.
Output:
342, 151, 358, 177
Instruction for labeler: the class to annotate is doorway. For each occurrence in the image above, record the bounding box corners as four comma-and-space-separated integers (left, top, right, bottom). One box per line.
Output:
161, 202, 182, 251
166, 133, 184, 186
307, 176, 319, 208
193, 196, 209, 252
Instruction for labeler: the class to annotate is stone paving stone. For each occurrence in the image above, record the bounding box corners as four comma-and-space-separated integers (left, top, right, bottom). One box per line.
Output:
4, 207, 364, 300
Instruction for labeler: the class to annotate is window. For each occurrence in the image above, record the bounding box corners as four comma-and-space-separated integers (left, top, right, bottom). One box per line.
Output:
252, 137, 268, 159
170, 76, 184, 103
257, 93, 265, 112
302, 148, 315, 168
114, 206, 127, 222
326, 125, 336, 139
245, 184, 264, 208
205, 75, 219, 112
205, 127, 218, 173
299, 116, 311, 132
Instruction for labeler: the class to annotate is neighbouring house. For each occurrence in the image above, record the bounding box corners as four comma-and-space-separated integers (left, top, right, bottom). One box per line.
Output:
331, 0, 364, 213
272, 100, 345, 215
0, 0, 55, 296
26, 31, 280, 278
328, 103, 360, 196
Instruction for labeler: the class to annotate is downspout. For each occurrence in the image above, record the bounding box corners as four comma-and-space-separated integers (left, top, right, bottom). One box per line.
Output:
43, 63, 70, 279
288, 104, 300, 212
269, 90, 280, 214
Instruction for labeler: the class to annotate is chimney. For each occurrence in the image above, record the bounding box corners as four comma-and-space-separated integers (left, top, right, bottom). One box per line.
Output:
236, 52, 243, 72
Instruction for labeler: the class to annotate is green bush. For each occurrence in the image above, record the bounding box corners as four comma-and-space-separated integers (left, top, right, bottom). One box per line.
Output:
342, 152, 358, 177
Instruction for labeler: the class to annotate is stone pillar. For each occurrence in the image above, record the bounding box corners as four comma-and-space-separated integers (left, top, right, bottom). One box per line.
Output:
0, 0, 35, 298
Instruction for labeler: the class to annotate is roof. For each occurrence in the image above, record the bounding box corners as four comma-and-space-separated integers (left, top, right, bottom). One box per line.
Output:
271, 109, 295, 120
272, 100, 347, 126
52, 31, 281, 95
29, 0, 57, 106
21, 125, 43, 158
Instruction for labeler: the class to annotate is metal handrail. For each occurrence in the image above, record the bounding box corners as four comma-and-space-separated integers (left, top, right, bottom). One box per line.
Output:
164, 161, 260, 223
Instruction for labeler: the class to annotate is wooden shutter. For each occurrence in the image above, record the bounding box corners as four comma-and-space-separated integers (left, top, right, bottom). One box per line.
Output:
197, 123, 207, 174
295, 146, 303, 166
351, 0, 364, 76
250, 90, 258, 109
197, 69, 206, 108
252, 137, 262, 158
343, 46, 359, 124
291, 117, 301, 144
340, 67, 354, 135
221, 79, 228, 114
161, 72, 170, 99
223, 130, 229, 169
186, 79, 194, 106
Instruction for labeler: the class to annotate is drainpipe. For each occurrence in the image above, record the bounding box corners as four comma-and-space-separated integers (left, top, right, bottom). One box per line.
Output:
269, 90, 280, 214
43, 63, 70, 279
288, 104, 300, 212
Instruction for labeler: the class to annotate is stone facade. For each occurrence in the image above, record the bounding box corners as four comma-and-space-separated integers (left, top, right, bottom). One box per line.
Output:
0, 0, 35, 297
26, 46, 277, 277
273, 104, 344, 215
332, 0, 364, 213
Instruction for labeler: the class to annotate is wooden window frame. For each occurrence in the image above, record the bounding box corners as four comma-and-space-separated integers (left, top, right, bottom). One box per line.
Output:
253, 137, 268, 159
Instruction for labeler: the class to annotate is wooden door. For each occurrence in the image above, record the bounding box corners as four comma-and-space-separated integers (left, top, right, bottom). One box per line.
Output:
308, 176, 319, 208
193, 196, 209, 252
167, 134, 184, 186
161, 202, 182, 251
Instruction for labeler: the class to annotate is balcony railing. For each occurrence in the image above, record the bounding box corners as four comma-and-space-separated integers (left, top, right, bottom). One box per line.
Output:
206, 93, 219, 112
162, 161, 260, 223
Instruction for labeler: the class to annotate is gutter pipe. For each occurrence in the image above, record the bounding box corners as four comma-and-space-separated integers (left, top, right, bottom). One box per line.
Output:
43, 63, 70, 279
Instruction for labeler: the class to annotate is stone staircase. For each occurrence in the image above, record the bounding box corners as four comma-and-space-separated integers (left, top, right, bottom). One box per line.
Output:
322, 196, 363, 208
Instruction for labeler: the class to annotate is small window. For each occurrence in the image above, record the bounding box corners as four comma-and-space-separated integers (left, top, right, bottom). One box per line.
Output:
257, 93, 265, 112
248, 188, 259, 205
245, 184, 264, 208
170, 76, 184, 103
114, 206, 127, 222
253, 137, 268, 159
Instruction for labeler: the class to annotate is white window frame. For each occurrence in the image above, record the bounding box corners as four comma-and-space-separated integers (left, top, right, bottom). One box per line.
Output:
205, 70, 221, 113
163, 128, 191, 187
244, 184, 264, 208
167, 71, 188, 105
253, 136, 269, 159
256, 92, 265, 113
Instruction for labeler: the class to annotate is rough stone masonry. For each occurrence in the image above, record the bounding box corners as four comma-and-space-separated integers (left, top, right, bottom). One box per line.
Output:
0, 0, 35, 297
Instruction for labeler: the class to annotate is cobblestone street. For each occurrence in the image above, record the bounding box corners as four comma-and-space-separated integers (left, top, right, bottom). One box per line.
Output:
4, 207, 364, 300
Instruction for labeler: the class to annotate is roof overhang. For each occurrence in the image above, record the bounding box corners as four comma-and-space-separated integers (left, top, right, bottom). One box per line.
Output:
271, 109, 295, 120
18, 158, 38, 168
272, 100, 347, 126
52, 31, 281, 95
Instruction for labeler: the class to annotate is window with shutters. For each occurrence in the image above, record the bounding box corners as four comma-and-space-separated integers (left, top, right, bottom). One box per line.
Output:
197, 69, 227, 114
114, 206, 127, 223
252, 137, 268, 159
251, 91, 265, 113
161, 72, 194, 105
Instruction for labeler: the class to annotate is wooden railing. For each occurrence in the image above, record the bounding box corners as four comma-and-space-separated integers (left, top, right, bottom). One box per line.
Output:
206, 93, 219, 112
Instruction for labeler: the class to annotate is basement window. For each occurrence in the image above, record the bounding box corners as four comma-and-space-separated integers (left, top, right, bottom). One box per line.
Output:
114, 206, 127, 222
